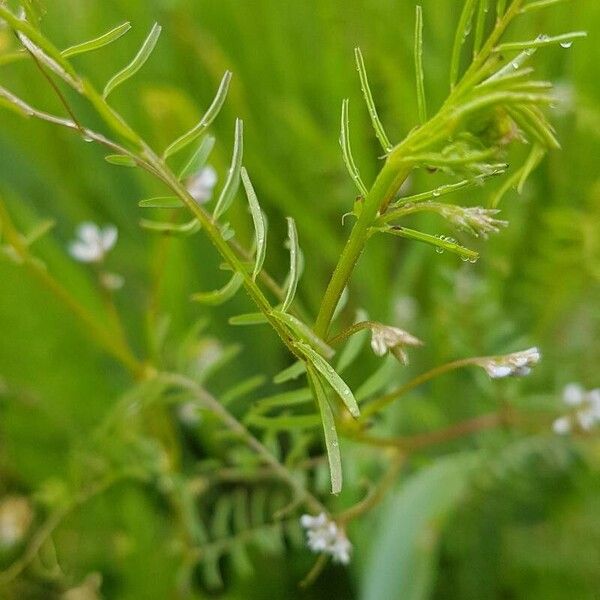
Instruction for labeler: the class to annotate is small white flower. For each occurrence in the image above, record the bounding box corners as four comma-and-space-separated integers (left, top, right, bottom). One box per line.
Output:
0, 496, 33, 548
563, 383, 584, 406
300, 513, 352, 564
479, 347, 541, 379
552, 383, 600, 435
370, 323, 423, 365
552, 416, 571, 435
187, 165, 217, 204
69, 222, 118, 263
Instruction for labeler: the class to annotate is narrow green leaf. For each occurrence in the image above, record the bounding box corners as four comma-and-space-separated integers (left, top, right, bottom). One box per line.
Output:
248, 388, 312, 414
191, 272, 244, 305
246, 413, 320, 431
62, 22, 131, 58
354, 47, 393, 152
295, 341, 359, 418
380, 226, 479, 262
271, 311, 334, 359
473, 0, 489, 56
414, 6, 427, 124
104, 153, 136, 167
340, 99, 368, 196
495, 31, 587, 53
178, 135, 216, 180
240, 167, 267, 281
496, 0, 507, 18
138, 196, 183, 208
103, 22, 162, 99
213, 119, 243, 220
221, 375, 266, 406
140, 218, 200, 236
281, 217, 300, 313
520, 0, 567, 14
163, 71, 232, 158
273, 360, 306, 384
450, 0, 477, 88
24, 219, 55, 245
229, 312, 268, 326
308, 366, 343, 495
517, 143, 546, 193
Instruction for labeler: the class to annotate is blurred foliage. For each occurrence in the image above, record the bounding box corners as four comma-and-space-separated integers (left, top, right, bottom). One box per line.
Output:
0, 0, 599, 598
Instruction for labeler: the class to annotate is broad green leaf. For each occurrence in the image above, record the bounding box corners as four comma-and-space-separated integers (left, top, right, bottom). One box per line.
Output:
240, 167, 266, 281
340, 98, 368, 196
103, 23, 162, 99
164, 71, 232, 158
138, 196, 183, 208
213, 119, 243, 220
228, 312, 268, 326
361, 453, 480, 600
281, 217, 300, 313
178, 135, 216, 180
271, 311, 334, 359
308, 366, 343, 494
354, 47, 392, 152
294, 341, 359, 418
104, 154, 136, 167
62, 22, 131, 58
273, 360, 306, 384
191, 272, 244, 305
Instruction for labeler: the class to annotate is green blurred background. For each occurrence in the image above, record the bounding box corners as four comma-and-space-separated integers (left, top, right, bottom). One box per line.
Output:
1, 0, 599, 598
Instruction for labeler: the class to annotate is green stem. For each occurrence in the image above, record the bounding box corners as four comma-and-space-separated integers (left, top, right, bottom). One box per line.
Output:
361, 357, 482, 418
315, 155, 412, 337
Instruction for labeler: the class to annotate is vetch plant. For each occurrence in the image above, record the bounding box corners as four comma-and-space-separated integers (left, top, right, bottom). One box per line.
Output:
0, 0, 588, 592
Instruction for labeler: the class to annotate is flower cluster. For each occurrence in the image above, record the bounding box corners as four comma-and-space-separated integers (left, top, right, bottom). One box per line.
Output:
478, 347, 541, 379
186, 165, 217, 204
370, 323, 423, 365
300, 513, 352, 564
553, 383, 600, 435
68, 222, 117, 263
439, 205, 508, 239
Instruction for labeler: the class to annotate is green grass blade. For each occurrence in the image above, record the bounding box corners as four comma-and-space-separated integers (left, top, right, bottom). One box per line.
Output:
282, 217, 300, 313
414, 6, 427, 124
520, 0, 567, 14
450, 0, 477, 88
213, 119, 243, 220
229, 313, 269, 326
191, 272, 244, 305
354, 47, 393, 152
240, 167, 267, 281
340, 99, 368, 196
163, 71, 232, 158
474, 0, 489, 56
62, 22, 131, 58
295, 341, 359, 418
103, 22, 161, 99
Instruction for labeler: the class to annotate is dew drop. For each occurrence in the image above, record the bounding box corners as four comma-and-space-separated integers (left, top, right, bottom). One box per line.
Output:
432, 189, 441, 197
560, 41, 573, 49
435, 247, 444, 254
